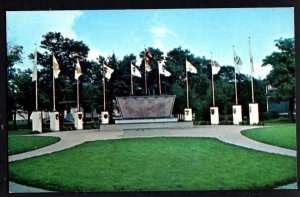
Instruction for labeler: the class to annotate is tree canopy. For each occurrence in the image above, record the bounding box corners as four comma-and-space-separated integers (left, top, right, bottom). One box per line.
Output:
9, 32, 293, 124
262, 37, 295, 121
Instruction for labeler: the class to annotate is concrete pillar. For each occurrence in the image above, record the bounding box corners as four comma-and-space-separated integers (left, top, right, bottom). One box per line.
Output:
50, 112, 60, 131
249, 103, 259, 125
101, 111, 109, 124
232, 105, 242, 125
184, 108, 192, 121
210, 107, 219, 125
74, 111, 83, 130
32, 111, 42, 133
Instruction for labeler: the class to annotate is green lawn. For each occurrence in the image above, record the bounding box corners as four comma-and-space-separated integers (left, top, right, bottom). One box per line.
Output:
8, 129, 32, 136
241, 124, 296, 150
8, 136, 61, 155
9, 137, 296, 192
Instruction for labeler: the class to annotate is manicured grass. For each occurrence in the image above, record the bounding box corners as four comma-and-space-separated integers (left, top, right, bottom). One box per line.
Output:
8, 136, 61, 155
9, 137, 296, 192
263, 118, 295, 126
8, 129, 32, 136
241, 124, 296, 150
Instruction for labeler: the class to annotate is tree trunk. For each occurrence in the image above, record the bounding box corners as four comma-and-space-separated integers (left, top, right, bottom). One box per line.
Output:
288, 97, 295, 122
27, 111, 31, 127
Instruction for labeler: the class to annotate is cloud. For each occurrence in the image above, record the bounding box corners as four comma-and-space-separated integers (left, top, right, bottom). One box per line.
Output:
88, 48, 106, 61
153, 39, 164, 50
150, 26, 177, 38
7, 10, 83, 69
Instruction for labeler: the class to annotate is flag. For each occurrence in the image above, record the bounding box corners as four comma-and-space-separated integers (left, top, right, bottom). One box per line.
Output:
233, 47, 242, 73
131, 63, 142, 78
158, 60, 171, 77
186, 60, 197, 73
53, 54, 60, 79
249, 40, 254, 73
103, 63, 114, 79
145, 60, 152, 72
75, 59, 82, 80
144, 49, 152, 72
144, 48, 152, 60
32, 49, 37, 82
211, 60, 220, 75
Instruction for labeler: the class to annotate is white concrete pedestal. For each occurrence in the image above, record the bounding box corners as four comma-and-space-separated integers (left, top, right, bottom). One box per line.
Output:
101, 111, 109, 124
249, 103, 259, 125
232, 105, 242, 125
50, 112, 60, 131
184, 108, 192, 121
74, 112, 83, 130
210, 107, 219, 125
32, 111, 42, 133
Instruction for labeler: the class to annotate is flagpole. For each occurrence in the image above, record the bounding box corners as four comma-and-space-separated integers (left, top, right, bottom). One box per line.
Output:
144, 59, 148, 95
249, 37, 255, 103
131, 64, 133, 95
233, 46, 238, 105
36, 73, 38, 111
53, 54, 56, 112
158, 65, 161, 95
77, 79, 80, 111
186, 58, 189, 108
211, 52, 215, 107
103, 65, 106, 111
35, 46, 38, 111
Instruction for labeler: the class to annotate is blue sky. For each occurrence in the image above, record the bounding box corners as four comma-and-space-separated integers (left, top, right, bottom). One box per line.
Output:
7, 8, 294, 79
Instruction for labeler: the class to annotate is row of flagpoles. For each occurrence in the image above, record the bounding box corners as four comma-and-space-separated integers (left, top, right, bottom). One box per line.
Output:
32, 37, 255, 112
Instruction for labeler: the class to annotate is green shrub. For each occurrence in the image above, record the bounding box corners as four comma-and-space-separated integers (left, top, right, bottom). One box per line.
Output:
261, 111, 279, 120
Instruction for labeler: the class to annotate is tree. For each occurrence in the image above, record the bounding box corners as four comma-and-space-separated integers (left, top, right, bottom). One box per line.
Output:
6, 44, 23, 128
262, 38, 295, 121
32, 32, 90, 112
14, 69, 34, 126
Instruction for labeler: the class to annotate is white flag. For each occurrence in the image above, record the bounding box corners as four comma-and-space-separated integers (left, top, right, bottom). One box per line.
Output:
158, 60, 171, 77
211, 60, 220, 75
32, 49, 38, 82
103, 64, 114, 79
131, 63, 142, 78
186, 60, 197, 73
75, 59, 82, 80
53, 55, 61, 79
233, 47, 242, 73
249, 40, 254, 73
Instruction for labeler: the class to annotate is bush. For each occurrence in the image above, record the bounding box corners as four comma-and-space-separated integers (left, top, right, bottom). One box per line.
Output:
239, 120, 249, 125
251, 121, 265, 126
193, 120, 210, 125
219, 120, 233, 125
220, 114, 233, 121
261, 111, 279, 120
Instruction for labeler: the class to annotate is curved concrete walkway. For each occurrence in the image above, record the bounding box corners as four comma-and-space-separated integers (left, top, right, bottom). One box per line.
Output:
9, 125, 297, 192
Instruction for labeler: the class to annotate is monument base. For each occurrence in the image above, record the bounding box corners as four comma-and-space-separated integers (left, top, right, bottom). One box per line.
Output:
101, 111, 109, 124
49, 112, 60, 131
210, 107, 219, 125
74, 112, 83, 130
232, 105, 242, 125
115, 118, 178, 124
184, 108, 192, 121
32, 111, 42, 133
100, 121, 193, 131
249, 103, 259, 125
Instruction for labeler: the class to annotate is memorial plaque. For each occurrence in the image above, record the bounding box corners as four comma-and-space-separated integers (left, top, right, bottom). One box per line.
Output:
116, 95, 176, 119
